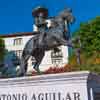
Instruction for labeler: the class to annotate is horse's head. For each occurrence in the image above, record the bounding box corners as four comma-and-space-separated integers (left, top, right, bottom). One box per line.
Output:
59, 8, 75, 24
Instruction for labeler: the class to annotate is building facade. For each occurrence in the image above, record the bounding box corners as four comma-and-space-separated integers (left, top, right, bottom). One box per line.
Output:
0, 16, 69, 73
1, 32, 68, 73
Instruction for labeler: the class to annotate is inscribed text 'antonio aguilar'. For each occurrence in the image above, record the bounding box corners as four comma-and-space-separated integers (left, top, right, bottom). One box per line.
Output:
0, 92, 81, 100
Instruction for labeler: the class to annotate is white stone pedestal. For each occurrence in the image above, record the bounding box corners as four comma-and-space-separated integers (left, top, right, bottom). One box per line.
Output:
0, 71, 100, 100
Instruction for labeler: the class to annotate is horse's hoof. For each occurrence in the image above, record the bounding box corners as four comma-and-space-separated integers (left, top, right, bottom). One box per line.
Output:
17, 72, 25, 77
36, 69, 42, 75
34, 67, 42, 75
37, 71, 43, 75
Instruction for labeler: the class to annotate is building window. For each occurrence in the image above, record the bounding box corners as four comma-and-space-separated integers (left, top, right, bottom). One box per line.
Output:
13, 38, 22, 45
51, 48, 63, 66
14, 50, 22, 58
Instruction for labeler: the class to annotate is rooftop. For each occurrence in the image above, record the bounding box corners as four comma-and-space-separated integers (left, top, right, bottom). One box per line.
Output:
0, 32, 39, 38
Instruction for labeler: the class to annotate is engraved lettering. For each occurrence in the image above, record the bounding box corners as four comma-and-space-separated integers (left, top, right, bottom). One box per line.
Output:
73, 92, 80, 100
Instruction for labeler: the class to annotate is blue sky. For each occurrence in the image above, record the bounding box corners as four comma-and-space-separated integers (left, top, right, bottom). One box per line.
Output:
0, 0, 100, 34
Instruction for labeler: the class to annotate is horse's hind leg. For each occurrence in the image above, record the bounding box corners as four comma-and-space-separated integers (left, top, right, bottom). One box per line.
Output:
33, 61, 41, 73
33, 49, 45, 74
18, 54, 30, 76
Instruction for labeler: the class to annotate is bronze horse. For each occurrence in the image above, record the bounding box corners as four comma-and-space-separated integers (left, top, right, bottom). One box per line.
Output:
17, 9, 79, 76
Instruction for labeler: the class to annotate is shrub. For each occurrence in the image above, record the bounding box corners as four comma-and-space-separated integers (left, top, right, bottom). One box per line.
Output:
31, 64, 75, 76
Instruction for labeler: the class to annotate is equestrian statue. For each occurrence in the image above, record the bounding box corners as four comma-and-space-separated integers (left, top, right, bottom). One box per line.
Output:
17, 6, 81, 76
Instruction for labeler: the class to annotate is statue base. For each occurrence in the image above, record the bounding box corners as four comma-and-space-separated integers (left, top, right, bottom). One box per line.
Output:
0, 71, 100, 100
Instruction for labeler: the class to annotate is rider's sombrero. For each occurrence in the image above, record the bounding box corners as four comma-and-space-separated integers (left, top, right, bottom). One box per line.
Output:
32, 6, 48, 18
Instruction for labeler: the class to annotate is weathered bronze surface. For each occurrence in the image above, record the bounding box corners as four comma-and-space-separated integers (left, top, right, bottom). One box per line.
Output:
18, 7, 81, 76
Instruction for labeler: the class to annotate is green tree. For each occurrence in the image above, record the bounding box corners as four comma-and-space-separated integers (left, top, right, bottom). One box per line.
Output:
69, 16, 100, 74
69, 16, 100, 65
73, 16, 100, 57
0, 38, 5, 62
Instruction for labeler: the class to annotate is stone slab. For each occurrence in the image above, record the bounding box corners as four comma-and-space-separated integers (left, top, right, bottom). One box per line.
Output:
0, 71, 100, 100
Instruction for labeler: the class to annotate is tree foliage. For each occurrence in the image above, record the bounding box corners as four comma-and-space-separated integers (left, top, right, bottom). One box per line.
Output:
73, 16, 100, 57
69, 16, 100, 74
0, 38, 5, 62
